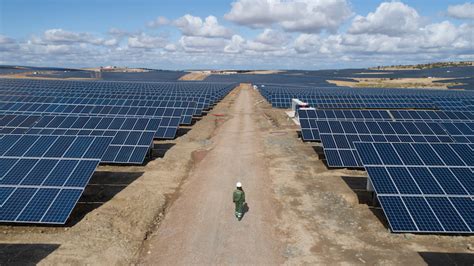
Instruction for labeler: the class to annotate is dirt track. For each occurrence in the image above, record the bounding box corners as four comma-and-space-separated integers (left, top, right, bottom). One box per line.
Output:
141, 84, 284, 264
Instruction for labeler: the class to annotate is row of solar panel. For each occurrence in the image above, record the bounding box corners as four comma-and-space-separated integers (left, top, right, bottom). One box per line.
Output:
314, 121, 473, 168
0, 85, 231, 110
1, 134, 118, 224
298, 109, 474, 121
260, 85, 474, 110
0, 102, 194, 125
1, 95, 210, 108
353, 142, 473, 233
0, 78, 235, 91
298, 109, 472, 142
269, 96, 472, 110
0, 115, 178, 164
1, 98, 201, 114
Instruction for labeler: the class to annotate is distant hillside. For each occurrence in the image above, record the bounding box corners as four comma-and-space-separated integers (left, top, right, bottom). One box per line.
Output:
370, 61, 473, 70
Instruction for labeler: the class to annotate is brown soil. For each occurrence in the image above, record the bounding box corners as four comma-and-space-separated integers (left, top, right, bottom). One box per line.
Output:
1, 84, 472, 265
140, 84, 284, 264
328, 77, 464, 89
178, 72, 210, 81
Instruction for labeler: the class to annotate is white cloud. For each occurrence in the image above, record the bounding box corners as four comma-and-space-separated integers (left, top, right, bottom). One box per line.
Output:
127, 33, 168, 49
148, 16, 170, 28
447, 2, 474, 19
103, 38, 119, 46
255, 29, 289, 45
293, 20, 474, 58
348, 2, 421, 36
38, 28, 119, 47
179, 36, 228, 52
0, 35, 19, 52
448, 3, 474, 19
2, 2, 473, 70
108, 28, 131, 38
174, 15, 233, 38
224, 0, 352, 33
294, 33, 322, 54
43, 29, 102, 44
164, 43, 177, 52
224, 35, 245, 53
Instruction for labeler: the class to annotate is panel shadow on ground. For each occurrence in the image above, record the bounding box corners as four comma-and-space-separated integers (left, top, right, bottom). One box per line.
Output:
0, 243, 60, 265
66, 171, 144, 226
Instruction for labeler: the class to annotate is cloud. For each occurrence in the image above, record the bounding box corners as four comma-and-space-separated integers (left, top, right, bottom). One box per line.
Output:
447, 2, 474, 19
293, 20, 474, 57
255, 29, 290, 45
127, 33, 168, 49
348, 2, 421, 36
179, 36, 228, 52
0, 35, 20, 52
224, 0, 352, 33
294, 34, 322, 54
43, 28, 101, 44
148, 16, 170, 28
224, 35, 245, 53
174, 14, 233, 38
40, 28, 118, 47
108, 28, 131, 38
2, 2, 473, 70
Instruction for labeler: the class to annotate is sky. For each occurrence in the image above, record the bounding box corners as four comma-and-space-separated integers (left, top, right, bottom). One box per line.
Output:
0, 0, 473, 70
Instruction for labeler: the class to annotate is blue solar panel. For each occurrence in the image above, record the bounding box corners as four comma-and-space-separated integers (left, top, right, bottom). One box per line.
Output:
0, 115, 162, 164
317, 121, 453, 168
354, 142, 473, 234
0, 135, 111, 224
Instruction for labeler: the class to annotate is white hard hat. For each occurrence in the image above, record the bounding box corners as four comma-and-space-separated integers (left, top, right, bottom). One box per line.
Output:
236, 182, 242, 187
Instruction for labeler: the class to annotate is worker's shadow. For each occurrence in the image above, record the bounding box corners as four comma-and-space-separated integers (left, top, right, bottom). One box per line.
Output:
241, 203, 250, 220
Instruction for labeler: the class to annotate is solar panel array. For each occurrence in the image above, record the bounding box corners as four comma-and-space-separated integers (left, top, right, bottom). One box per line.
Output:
259, 83, 474, 234
298, 108, 474, 142
0, 135, 112, 224
355, 142, 473, 233
259, 84, 474, 110
0, 114, 174, 164
317, 120, 454, 168
0, 78, 235, 224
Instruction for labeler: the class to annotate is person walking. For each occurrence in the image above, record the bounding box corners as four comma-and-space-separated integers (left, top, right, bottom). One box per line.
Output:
233, 182, 246, 221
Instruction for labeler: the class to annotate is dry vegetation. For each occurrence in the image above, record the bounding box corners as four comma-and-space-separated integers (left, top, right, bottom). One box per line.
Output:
370, 61, 473, 70
327, 77, 464, 89
178, 71, 210, 81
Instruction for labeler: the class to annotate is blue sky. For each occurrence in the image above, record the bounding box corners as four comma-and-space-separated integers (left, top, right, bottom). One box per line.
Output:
1, 0, 473, 69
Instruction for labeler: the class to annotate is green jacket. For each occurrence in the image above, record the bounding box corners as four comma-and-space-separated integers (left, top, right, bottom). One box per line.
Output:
233, 189, 245, 204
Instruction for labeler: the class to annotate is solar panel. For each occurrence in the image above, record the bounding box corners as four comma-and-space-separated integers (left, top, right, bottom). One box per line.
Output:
297, 109, 320, 141
0, 134, 112, 224
440, 122, 474, 144
0, 115, 162, 164
354, 142, 473, 234
297, 108, 473, 142
391, 110, 474, 122
317, 121, 453, 168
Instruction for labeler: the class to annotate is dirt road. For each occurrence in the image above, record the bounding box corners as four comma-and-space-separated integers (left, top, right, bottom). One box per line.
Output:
141, 85, 284, 264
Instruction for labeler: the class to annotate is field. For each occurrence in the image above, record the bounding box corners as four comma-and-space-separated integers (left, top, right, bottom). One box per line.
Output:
327, 77, 464, 89
1, 81, 473, 265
